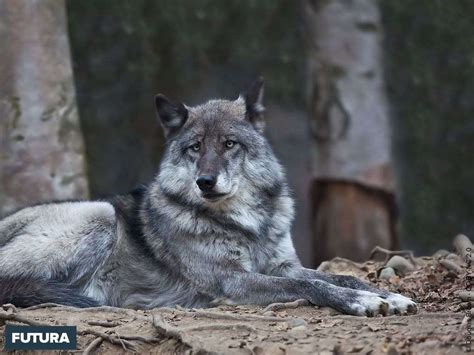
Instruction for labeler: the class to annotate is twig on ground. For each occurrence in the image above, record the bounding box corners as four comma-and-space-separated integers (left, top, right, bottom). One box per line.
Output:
82, 336, 103, 355
370, 246, 416, 264
262, 299, 309, 313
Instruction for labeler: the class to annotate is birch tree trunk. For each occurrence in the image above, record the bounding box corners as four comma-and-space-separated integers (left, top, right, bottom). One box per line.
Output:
0, 0, 88, 217
302, 0, 397, 264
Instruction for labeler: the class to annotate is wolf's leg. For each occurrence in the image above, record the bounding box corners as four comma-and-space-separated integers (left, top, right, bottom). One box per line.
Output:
289, 267, 388, 293
266, 233, 416, 315
216, 272, 389, 316
275, 266, 417, 315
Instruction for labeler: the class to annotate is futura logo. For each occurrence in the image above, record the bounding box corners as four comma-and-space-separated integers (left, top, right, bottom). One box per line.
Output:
11, 331, 70, 343
4, 325, 77, 350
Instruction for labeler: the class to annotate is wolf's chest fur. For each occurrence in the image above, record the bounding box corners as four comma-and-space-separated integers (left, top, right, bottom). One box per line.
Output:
111, 185, 289, 280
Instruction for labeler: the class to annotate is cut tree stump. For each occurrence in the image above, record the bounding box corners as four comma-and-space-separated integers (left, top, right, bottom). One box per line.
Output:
311, 181, 397, 264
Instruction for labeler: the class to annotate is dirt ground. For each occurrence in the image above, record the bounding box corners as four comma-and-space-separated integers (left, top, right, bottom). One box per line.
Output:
0, 249, 470, 354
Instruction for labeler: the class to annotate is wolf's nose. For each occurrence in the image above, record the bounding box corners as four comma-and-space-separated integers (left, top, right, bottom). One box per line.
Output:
196, 175, 217, 191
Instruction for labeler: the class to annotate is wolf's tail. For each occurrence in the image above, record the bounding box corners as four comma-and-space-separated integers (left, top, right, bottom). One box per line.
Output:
0, 277, 99, 308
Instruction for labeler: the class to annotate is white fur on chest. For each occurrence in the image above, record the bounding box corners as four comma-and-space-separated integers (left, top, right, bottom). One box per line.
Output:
178, 236, 255, 272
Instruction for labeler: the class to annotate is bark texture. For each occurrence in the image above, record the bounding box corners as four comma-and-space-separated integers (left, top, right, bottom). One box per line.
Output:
0, 0, 88, 216
303, 0, 397, 264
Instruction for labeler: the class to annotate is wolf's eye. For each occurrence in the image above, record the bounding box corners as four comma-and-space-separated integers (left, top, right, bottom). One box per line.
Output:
191, 143, 201, 152
225, 140, 235, 149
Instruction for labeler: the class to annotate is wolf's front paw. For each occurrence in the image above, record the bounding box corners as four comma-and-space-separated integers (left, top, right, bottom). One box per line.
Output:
349, 291, 389, 317
385, 293, 417, 315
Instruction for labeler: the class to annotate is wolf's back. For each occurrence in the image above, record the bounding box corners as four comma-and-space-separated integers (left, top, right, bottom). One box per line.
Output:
0, 277, 99, 308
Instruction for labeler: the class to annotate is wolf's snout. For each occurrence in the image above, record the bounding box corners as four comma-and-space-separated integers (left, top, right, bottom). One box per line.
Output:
196, 175, 217, 191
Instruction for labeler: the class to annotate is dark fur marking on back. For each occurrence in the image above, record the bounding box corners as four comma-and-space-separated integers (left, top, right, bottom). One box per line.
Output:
109, 186, 155, 260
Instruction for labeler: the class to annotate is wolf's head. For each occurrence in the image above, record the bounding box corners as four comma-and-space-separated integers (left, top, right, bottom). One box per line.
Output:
155, 78, 286, 208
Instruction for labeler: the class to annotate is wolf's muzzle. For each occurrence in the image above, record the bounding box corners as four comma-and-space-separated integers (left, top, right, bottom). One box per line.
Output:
196, 175, 217, 191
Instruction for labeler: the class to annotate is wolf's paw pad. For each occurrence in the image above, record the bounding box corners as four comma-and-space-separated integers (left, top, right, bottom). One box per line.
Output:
350, 291, 389, 317
385, 293, 417, 315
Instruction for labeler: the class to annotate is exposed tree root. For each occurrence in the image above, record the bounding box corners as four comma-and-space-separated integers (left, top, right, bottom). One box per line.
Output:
152, 314, 193, 350
317, 257, 366, 272
19, 303, 294, 323
61, 305, 137, 315
0, 310, 51, 327
87, 320, 122, 328
370, 246, 416, 264
262, 299, 309, 313
24, 303, 135, 315
80, 329, 162, 345
178, 309, 289, 322
78, 329, 138, 352
21, 303, 144, 319
2, 303, 17, 313
456, 291, 474, 302
23, 303, 63, 310
183, 323, 256, 332
82, 336, 103, 355
0, 306, 164, 352
439, 259, 462, 274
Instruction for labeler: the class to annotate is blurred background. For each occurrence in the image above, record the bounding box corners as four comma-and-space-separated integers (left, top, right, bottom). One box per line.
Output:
1, 0, 473, 267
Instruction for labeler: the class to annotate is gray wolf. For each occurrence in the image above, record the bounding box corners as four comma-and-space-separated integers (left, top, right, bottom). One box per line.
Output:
0, 78, 416, 316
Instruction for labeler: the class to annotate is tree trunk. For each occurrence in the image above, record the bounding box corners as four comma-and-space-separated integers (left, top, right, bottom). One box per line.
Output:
0, 0, 88, 217
302, 0, 397, 265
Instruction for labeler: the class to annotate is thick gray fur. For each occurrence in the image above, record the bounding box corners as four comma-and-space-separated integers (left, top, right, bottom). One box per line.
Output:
0, 78, 416, 316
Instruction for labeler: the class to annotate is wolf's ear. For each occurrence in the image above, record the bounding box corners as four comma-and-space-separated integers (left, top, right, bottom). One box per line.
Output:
242, 77, 265, 132
155, 94, 188, 138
